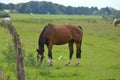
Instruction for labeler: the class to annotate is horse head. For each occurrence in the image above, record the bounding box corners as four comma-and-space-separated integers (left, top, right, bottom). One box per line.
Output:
37, 48, 44, 63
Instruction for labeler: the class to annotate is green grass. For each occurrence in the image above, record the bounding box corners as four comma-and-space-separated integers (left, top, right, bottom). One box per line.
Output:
10, 14, 102, 19
0, 14, 120, 80
0, 27, 17, 80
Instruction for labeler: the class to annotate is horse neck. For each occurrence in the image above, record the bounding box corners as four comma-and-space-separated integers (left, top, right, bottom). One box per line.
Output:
38, 26, 47, 50
38, 37, 44, 50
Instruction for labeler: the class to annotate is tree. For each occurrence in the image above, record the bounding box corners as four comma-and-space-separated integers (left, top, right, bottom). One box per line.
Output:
0, 3, 5, 10
111, 9, 120, 19
8, 3, 16, 10
100, 7, 112, 15
0, 1, 118, 15
17, 3, 32, 13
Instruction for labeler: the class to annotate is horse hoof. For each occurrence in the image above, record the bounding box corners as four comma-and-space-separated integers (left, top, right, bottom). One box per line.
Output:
65, 64, 68, 66
47, 63, 53, 66
65, 63, 70, 66
76, 63, 79, 66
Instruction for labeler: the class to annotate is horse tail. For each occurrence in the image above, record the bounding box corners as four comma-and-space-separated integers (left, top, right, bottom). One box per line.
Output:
78, 25, 83, 40
78, 26, 83, 31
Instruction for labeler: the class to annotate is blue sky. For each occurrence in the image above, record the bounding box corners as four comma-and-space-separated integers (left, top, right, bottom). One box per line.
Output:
0, 0, 120, 10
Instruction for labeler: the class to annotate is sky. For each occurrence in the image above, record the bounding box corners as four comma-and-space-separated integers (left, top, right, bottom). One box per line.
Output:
0, 0, 120, 10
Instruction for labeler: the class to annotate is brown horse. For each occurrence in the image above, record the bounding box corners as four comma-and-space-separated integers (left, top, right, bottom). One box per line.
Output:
113, 19, 120, 27
37, 23, 83, 66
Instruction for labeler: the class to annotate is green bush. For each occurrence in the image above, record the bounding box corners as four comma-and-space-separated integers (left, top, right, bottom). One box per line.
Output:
0, 11, 10, 18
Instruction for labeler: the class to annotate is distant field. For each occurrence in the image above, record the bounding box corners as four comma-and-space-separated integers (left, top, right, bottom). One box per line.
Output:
10, 14, 102, 19
0, 14, 120, 80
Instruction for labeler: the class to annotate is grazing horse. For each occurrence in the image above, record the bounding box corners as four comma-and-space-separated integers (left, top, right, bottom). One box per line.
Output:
37, 23, 83, 66
113, 19, 120, 27
3, 17, 12, 24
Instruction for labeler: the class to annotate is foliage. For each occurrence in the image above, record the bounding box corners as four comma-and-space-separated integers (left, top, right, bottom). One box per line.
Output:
102, 8, 120, 20
0, 1, 119, 15
100, 7, 112, 15
111, 9, 120, 19
0, 11, 10, 18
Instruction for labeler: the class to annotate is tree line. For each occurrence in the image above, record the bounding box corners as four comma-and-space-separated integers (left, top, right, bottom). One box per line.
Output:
0, 1, 120, 17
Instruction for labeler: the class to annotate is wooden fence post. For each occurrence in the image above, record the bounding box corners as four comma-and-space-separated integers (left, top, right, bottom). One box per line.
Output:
14, 33, 17, 52
16, 35, 25, 80
0, 71, 3, 79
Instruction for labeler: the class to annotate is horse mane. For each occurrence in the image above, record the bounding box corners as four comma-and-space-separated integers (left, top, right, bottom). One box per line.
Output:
38, 24, 48, 49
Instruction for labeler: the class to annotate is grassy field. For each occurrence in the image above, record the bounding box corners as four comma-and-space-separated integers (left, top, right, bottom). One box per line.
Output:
0, 14, 120, 80
0, 27, 16, 80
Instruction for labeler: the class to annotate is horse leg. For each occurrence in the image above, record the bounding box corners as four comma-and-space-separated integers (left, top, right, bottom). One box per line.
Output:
66, 41, 74, 66
115, 22, 117, 27
75, 41, 82, 66
47, 42, 53, 66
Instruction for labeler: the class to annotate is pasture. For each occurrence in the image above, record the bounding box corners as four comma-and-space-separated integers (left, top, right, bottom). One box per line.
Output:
0, 14, 120, 80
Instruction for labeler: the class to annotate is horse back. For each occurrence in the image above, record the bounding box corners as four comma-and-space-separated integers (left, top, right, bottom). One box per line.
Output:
43, 24, 72, 44
42, 24, 83, 45
116, 19, 120, 23
66, 25, 83, 41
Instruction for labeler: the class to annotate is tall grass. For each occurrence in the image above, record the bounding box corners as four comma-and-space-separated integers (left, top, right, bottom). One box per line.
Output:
0, 27, 17, 80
